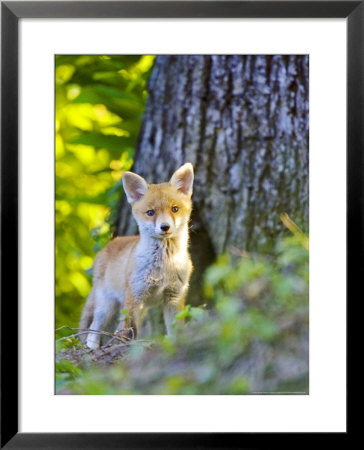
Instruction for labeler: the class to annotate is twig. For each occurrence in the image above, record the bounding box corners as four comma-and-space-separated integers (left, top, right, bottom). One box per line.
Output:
56, 327, 134, 344
280, 212, 309, 250
56, 325, 153, 349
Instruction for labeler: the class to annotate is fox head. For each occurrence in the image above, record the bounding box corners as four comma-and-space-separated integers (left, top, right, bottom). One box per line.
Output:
122, 163, 194, 240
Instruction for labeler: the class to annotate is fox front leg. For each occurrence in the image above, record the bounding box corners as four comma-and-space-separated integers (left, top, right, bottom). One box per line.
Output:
122, 294, 146, 340
87, 309, 108, 349
86, 293, 119, 349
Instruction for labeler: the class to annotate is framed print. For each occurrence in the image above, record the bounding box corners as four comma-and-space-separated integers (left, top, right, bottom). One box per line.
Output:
1, 0, 355, 447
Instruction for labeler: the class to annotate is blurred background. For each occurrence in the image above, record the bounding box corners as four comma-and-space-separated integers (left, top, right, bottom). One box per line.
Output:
56, 55, 309, 395
56, 55, 155, 328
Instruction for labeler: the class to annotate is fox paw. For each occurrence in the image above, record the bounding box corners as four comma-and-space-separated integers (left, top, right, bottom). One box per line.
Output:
86, 334, 100, 350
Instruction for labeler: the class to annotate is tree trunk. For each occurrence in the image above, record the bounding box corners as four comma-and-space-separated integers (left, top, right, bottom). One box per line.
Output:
115, 55, 309, 304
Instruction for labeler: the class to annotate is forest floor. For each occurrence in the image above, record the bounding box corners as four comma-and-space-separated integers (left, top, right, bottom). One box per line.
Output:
57, 341, 130, 367
57, 332, 157, 366
56, 335, 155, 394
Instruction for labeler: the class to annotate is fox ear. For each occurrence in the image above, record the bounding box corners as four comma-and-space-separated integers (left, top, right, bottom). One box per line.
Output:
122, 171, 148, 204
169, 162, 194, 197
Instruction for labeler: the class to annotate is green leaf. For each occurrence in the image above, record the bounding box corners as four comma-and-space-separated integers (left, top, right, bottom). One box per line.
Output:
69, 133, 135, 155
56, 359, 81, 377
72, 86, 143, 118
174, 305, 191, 321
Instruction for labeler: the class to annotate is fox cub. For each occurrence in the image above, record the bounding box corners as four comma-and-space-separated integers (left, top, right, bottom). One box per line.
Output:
79, 163, 194, 349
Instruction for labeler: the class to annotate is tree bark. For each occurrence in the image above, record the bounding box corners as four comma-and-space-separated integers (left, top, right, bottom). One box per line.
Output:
115, 55, 309, 304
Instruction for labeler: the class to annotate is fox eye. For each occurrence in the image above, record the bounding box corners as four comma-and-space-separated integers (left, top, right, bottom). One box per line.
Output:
146, 210, 155, 216
172, 206, 179, 213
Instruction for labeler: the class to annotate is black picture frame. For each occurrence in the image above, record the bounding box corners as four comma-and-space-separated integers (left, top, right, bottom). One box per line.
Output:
1, 1, 355, 447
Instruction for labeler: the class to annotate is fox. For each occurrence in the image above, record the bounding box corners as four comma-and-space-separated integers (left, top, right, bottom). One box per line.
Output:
79, 163, 194, 349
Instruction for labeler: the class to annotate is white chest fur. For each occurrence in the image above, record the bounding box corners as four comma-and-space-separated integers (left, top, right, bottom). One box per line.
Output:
130, 234, 190, 305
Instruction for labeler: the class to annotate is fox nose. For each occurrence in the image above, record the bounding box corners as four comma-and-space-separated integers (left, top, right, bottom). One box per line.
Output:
160, 223, 170, 232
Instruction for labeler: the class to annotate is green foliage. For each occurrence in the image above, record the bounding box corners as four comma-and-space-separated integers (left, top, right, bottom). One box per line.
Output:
174, 304, 208, 323
56, 359, 82, 392
55, 55, 155, 328
56, 234, 309, 395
